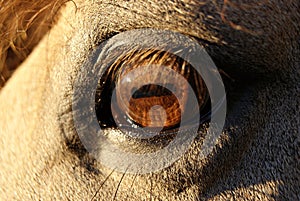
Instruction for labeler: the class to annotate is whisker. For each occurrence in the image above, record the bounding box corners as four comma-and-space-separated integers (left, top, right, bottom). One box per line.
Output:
125, 172, 138, 201
112, 168, 128, 201
91, 169, 115, 201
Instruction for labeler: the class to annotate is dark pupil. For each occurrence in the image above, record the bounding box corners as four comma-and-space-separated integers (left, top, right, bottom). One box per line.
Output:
132, 84, 173, 99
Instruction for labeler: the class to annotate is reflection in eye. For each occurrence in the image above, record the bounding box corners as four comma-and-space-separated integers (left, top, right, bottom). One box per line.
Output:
127, 84, 179, 128
96, 49, 211, 135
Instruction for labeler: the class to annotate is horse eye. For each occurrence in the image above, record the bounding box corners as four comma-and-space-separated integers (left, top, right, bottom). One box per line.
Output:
96, 49, 210, 139
72, 29, 226, 173
95, 50, 209, 132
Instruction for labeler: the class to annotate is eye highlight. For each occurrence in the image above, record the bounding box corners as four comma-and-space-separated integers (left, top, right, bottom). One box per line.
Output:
96, 49, 210, 134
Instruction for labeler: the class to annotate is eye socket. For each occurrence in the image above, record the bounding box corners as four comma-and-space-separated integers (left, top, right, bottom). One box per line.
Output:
95, 49, 211, 136
72, 29, 227, 174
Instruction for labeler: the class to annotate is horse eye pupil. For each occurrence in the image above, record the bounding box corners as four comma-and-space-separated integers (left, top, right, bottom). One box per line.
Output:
132, 84, 173, 99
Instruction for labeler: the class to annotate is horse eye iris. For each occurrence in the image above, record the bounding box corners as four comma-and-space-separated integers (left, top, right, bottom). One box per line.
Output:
96, 49, 209, 133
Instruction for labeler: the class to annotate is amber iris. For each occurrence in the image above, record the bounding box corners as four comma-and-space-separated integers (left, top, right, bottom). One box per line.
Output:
109, 49, 208, 130
120, 84, 182, 128
128, 84, 180, 127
